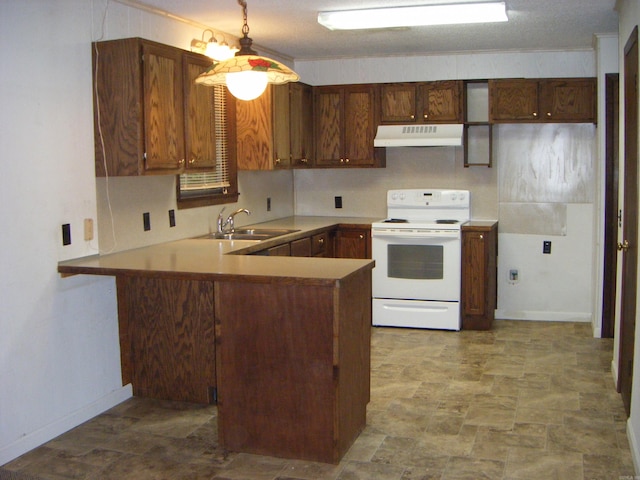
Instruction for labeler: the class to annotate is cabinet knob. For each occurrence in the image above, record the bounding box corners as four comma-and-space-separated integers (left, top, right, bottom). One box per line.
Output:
546, 112, 552, 117
300, 158, 308, 164
275, 158, 281, 165
532, 112, 538, 117
359, 234, 364, 239
345, 158, 350, 163
410, 114, 415, 120
318, 238, 324, 245
189, 158, 196, 165
423, 114, 428, 119
480, 234, 484, 239
179, 158, 185, 166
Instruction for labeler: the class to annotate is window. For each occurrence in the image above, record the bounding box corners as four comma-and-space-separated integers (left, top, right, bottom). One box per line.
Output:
177, 85, 238, 209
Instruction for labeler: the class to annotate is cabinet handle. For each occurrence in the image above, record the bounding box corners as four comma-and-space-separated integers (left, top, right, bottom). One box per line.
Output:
178, 158, 185, 166
189, 158, 196, 165
318, 238, 324, 245
300, 158, 308, 164
275, 158, 281, 165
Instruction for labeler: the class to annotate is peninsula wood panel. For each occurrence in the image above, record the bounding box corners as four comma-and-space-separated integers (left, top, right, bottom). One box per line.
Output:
214, 267, 371, 463
116, 276, 215, 404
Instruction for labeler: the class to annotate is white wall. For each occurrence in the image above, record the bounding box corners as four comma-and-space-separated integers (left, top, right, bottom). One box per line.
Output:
294, 50, 598, 325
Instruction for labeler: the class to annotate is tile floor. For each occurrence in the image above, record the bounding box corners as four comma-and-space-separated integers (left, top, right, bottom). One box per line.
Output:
2, 320, 636, 479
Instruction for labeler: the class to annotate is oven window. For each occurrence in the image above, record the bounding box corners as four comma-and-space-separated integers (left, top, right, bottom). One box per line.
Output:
387, 245, 443, 279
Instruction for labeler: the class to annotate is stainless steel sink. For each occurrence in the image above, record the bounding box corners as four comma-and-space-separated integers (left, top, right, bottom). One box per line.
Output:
199, 228, 299, 241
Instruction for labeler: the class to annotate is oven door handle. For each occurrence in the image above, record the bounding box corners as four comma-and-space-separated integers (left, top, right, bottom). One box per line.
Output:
372, 231, 460, 239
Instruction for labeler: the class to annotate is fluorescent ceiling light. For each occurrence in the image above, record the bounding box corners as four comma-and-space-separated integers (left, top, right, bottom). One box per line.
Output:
317, 2, 508, 30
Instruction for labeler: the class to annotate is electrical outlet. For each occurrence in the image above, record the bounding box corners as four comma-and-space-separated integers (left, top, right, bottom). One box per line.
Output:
335, 196, 343, 209
267, 197, 271, 212
62, 223, 71, 246
543, 240, 551, 254
168, 209, 176, 228
143, 212, 151, 231
508, 269, 519, 284
84, 218, 94, 241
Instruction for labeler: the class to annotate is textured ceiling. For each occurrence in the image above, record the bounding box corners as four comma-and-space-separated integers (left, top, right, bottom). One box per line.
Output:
133, 0, 619, 60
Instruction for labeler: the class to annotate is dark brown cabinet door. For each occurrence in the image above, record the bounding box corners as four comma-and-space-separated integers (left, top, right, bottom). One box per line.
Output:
461, 223, 497, 330
539, 78, 596, 123
142, 42, 185, 172
489, 79, 540, 122
490, 78, 596, 123
315, 85, 383, 167
379, 83, 419, 123
183, 52, 216, 170
419, 80, 464, 123
335, 227, 371, 259
289, 82, 314, 167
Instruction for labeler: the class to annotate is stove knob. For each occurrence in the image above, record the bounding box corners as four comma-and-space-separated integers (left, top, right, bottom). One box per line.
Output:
451, 193, 457, 201
400, 193, 406, 200
391, 192, 397, 200
459, 193, 466, 201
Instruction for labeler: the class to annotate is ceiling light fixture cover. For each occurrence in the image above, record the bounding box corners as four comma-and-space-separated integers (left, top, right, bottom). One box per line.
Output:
196, 0, 299, 101
318, 1, 508, 30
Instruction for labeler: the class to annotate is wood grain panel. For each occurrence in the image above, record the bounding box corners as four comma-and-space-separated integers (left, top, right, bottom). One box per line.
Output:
184, 54, 216, 169
142, 43, 184, 171
236, 86, 274, 169
215, 281, 335, 462
117, 276, 215, 404
92, 38, 144, 176
315, 89, 342, 164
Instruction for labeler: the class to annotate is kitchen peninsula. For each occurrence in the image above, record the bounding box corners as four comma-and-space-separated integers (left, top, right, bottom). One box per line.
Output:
58, 216, 375, 464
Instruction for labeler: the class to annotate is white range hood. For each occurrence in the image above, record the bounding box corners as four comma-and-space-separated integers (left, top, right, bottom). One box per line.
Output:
374, 124, 463, 147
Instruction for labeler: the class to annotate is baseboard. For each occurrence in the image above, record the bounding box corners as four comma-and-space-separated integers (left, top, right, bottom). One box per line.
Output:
627, 418, 640, 475
494, 310, 591, 323
0, 385, 132, 466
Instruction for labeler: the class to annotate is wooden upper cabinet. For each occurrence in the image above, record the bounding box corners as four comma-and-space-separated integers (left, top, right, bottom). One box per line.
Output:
289, 82, 314, 167
236, 82, 314, 170
379, 83, 419, 123
183, 52, 217, 170
379, 81, 463, 124
539, 78, 597, 122
92, 38, 218, 176
489, 79, 540, 122
315, 84, 385, 167
419, 80, 464, 123
489, 78, 596, 123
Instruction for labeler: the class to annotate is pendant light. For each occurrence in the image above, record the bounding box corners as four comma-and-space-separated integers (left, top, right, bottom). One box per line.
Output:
195, 0, 299, 101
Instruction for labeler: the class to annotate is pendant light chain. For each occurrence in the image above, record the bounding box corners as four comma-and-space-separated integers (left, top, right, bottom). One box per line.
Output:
238, 0, 250, 37
236, 0, 257, 55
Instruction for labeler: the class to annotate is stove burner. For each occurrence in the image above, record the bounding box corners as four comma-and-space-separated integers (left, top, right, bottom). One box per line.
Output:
384, 218, 409, 223
436, 219, 459, 224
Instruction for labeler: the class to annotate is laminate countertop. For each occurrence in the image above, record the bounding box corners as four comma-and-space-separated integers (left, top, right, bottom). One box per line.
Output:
57, 216, 378, 284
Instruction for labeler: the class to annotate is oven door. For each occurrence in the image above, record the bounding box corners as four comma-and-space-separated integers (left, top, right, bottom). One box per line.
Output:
372, 228, 461, 301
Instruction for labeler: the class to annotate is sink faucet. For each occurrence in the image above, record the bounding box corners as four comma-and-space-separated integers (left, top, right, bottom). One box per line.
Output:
217, 207, 251, 234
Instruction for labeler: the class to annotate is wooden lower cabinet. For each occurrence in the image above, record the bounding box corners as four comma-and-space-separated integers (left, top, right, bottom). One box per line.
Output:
335, 226, 371, 259
116, 276, 215, 404
461, 222, 498, 330
214, 267, 372, 464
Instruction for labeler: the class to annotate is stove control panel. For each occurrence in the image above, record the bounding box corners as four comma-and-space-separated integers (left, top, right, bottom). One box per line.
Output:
387, 189, 469, 208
